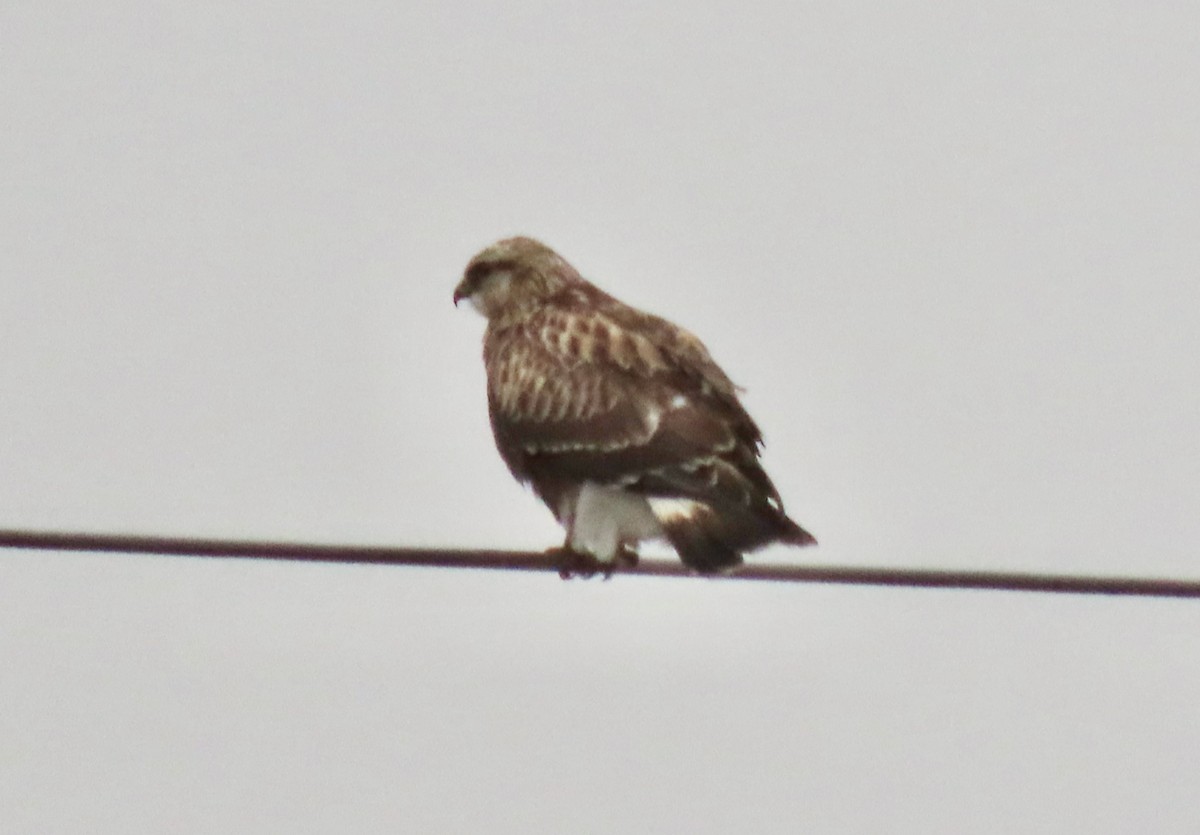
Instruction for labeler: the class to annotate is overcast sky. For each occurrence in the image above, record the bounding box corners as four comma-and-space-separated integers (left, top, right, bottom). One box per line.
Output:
3, 3, 1199, 833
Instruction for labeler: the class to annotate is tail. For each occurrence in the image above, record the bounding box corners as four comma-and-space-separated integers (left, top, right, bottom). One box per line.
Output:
777, 514, 818, 548
650, 498, 816, 574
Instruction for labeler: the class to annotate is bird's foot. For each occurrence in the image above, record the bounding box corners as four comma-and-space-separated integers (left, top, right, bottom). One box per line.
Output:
597, 547, 639, 581
548, 547, 600, 580
547, 546, 639, 580
612, 545, 639, 575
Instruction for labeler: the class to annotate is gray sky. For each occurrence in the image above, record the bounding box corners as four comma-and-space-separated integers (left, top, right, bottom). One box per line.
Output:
3, 3, 1199, 832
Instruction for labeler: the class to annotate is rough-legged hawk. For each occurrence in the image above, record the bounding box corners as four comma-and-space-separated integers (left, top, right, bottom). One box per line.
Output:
454, 236, 815, 574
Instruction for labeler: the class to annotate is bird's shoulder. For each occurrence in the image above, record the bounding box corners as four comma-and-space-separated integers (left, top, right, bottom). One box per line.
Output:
483, 281, 766, 456
485, 283, 736, 395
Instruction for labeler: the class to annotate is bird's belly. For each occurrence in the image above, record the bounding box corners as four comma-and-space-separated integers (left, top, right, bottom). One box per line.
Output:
566, 482, 663, 562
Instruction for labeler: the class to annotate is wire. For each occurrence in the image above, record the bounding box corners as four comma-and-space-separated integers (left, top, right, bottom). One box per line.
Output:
1, 528, 1196, 598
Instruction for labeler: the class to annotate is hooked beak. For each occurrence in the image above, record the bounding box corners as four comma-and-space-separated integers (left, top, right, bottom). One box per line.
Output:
452, 281, 469, 307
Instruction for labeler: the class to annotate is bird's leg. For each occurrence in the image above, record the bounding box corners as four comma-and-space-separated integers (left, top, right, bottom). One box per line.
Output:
615, 544, 639, 570
600, 545, 639, 580
592, 544, 640, 581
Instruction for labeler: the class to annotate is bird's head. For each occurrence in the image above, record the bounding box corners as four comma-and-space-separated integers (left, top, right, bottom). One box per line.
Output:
453, 236, 582, 320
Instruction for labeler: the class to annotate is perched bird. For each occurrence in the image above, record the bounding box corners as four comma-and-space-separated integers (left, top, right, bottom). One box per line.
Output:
454, 236, 815, 574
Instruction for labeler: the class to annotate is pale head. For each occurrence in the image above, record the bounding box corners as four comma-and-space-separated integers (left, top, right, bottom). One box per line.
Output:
453, 236, 583, 320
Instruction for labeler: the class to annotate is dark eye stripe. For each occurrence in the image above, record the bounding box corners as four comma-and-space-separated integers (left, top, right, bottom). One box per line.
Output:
469, 259, 518, 284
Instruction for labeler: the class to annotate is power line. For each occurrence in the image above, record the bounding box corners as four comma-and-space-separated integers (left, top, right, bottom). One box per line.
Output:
1, 528, 1196, 599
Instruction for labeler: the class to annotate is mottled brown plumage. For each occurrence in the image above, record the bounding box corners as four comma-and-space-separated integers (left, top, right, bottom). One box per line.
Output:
454, 236, 815, 573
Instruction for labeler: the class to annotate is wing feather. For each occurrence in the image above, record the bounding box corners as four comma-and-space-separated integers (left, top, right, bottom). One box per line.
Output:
484, 294, 783, 518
